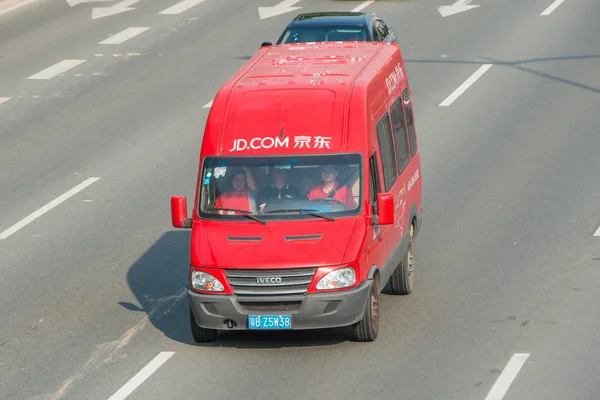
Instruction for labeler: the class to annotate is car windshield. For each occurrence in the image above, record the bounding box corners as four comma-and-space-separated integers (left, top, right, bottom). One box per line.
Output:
198, 154, 362, 221
279, 26, 368, 44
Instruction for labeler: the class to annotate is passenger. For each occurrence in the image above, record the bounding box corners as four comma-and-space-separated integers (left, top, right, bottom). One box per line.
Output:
307, 164, 357, 209
214, 168, 257, 214
257, 163, 300, 212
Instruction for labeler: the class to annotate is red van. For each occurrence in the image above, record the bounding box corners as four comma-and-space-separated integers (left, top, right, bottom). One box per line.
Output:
171, 40, 422, 342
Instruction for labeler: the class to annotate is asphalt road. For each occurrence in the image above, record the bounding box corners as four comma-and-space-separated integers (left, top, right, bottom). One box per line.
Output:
1, 0, 600, 399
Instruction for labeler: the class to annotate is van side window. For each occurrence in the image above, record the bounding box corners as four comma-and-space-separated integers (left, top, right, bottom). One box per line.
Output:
376, 113, 397, 191
403, 88, 418, 156
390, 97, 410, 173
369, 154, 380, 213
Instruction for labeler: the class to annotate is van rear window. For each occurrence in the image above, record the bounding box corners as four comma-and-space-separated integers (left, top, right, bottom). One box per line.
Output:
198, 154, 363, 221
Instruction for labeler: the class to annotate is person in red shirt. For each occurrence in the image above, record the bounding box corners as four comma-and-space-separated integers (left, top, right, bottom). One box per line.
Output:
307, 165, 357, 209
214, 168, 257, 214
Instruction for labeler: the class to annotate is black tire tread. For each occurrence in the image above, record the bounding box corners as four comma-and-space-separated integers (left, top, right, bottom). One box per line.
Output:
352, 280, 379, 342
389, 224, 415, 295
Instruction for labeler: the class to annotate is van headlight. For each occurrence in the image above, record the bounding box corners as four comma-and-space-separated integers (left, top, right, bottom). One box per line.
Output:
192, 270, 225, 292
316, 267, 356, 290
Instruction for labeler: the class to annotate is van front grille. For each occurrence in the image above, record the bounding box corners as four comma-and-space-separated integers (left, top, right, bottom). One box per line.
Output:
224, 268, 316, 296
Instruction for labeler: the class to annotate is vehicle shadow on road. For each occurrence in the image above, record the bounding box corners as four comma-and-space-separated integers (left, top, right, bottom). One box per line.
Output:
121, 231, 193, 345
404, 54, 600, 95
199, 327, 352, 349
122, 231, 351, 349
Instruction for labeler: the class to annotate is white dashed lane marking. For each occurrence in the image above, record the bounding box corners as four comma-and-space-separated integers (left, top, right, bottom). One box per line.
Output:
0, 0, 41, 19
27, 59, 87, 80
439, 64, 493, 107
484, 353, 530, 400
99, 27, 150, 44
159, 0, 207, 15
541, 0, 566, 16
0, 97, 11, 105
351, 1, 374, 12
0, 177, 100, 240
107, 352, 175, 400
203, 100, 213, 108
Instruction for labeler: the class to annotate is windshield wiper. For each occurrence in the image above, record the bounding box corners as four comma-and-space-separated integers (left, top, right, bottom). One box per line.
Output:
263, 208, 335, 222
211, 208, 267, 225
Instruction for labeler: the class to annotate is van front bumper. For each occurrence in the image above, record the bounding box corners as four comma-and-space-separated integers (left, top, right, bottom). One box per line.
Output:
188, 279, 372, 331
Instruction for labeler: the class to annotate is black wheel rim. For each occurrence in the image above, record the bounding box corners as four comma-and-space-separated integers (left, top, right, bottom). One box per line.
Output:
371, 286, 379, 332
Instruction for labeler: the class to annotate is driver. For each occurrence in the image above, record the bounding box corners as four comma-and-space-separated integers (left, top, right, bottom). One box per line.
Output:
257, 163, 300, 212
307, 164, 357, 209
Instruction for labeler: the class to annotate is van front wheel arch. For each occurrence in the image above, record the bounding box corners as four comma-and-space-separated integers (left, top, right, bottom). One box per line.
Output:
389, 222, 415, 295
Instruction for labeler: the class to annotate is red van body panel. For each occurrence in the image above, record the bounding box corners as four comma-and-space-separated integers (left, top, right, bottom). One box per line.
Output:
189, 218, 361, 269
174, 41, 422, 340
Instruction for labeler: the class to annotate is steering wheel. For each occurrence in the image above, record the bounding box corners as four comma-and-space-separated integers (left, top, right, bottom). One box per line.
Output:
309, 197, 345, 206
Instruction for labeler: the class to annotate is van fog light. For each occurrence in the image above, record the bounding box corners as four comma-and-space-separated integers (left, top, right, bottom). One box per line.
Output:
316, 267, 356, 290
192, 271, 225, 292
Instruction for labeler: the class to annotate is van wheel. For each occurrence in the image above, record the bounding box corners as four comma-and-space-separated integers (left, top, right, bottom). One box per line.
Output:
352, 279, 380, 342
190, 307, 218, 343
389, 223, 415, 295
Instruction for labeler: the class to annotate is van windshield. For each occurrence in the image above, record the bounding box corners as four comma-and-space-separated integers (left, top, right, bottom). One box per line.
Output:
198, 154, 362, 220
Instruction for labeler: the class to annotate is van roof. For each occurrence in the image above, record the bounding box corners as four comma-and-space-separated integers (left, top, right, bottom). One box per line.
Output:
207, 42, 401, 156
236, 41, 382, 88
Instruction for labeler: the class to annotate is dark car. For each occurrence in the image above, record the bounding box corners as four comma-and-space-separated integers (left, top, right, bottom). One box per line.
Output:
261, 12, 397, 47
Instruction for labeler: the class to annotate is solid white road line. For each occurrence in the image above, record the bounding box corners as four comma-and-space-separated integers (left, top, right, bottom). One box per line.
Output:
0, 0, 41, 19
439, 64, 493, 107
0, 177, 100, 240
27, 59, 87, 80
203, 100, 213, 108
484, 353, 530, 400
107, 352, 175, 400
159, 0, 206, 15
0, 97, 11, 105
540, 0, 566, 16
99, 27, 150, 45
351, 0, 374, 12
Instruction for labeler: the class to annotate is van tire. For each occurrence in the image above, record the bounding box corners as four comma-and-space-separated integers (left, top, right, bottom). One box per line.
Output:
389, 223, 415, 295
190, 307, 218, 343
352, 279, 379, 342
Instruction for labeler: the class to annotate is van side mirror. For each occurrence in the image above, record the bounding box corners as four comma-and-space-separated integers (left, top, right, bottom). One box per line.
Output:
261, 41, 273, 48
375, 193, 394, 225
171, 196, 192, 228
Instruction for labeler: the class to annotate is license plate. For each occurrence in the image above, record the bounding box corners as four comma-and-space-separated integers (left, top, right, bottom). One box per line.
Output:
248, 315, 292, 329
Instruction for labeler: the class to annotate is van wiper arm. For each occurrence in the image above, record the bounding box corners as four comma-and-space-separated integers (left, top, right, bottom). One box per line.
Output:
263, 208, 335, 222
211, 208, 267, 225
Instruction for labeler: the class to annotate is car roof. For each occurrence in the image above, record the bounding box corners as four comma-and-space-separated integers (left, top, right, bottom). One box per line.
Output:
287, 12, 373, 27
